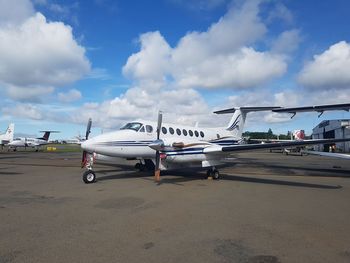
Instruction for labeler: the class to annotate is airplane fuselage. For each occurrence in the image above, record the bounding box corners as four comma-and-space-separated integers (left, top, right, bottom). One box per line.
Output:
8, 137, 49, 148
82, 121, 237, 163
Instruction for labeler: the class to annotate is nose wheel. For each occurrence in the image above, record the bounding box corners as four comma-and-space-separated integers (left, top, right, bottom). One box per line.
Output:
83, 170, 96, 184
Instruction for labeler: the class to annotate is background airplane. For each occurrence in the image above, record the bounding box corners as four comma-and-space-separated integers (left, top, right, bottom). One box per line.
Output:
80, 107, 350, 184
8, 131, 59, 152
0, 123, 14, 149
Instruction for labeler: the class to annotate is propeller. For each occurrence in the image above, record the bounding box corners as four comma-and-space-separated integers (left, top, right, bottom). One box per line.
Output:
81, 118, 92, 168
154, 111, 163, 182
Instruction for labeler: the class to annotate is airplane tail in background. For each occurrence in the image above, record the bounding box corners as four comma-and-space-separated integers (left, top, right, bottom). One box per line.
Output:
293, 130, 305, 140
38, 131, 59, 141
214, 107, 280, 138
0, 123, 14, 145
5, 123, 14, 141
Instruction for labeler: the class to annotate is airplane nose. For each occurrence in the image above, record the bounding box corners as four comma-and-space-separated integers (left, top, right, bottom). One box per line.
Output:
81, 139, 95, 153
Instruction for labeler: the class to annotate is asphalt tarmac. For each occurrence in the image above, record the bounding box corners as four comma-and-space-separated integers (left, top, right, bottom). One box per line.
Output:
1, 150, 350, 263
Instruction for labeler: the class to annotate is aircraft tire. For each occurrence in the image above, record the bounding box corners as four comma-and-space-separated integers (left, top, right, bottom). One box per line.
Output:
83, 170, 96, 184
207, 169, 220, 180
212, 170, 220, 180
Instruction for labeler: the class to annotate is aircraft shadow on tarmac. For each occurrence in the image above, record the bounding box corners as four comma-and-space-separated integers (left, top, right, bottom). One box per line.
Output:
237, 161, 350, 178
95, 169, 341, 189
218, 174, 341, 189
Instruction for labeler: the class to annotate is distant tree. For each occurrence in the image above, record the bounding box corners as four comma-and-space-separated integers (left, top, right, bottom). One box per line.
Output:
267, 128, 273, 139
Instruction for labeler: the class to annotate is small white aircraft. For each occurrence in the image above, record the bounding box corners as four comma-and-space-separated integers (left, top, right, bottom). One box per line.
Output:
81, 107, 350, 184
0, 123, 14, 148
8, 131, 58, 151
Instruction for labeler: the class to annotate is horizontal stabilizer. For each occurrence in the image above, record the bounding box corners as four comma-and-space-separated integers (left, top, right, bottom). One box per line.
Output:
214, 106, 281, 114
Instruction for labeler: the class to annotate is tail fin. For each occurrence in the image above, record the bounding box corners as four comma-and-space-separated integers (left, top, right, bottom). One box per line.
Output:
5, 123, 14, 141
42, 132, 51, 141
214, 107, 280, 138
38, 131, 59, 141
293, 130, 305, 140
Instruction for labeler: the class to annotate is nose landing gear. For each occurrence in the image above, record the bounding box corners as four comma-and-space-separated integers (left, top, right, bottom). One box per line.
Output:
83, 170, 96, 184
82, 153, 97, 184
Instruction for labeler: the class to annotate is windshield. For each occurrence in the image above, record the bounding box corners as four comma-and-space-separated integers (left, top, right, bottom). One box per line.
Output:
120, 122, 143, 131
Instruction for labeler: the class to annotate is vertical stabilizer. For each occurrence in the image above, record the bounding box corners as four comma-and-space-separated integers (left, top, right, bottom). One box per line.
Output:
5, 123, 14, 142
226, 108, 246, 138
214, 106, 280, 138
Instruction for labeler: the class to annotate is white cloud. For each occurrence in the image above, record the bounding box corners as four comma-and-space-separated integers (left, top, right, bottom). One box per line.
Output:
3, 85, 55, 102
58, 89, 82, 103
69, 0, 295, 130
272, 29, 301, 54
298, 41, 350, 89
2, 103, 43, 120
0, 0, 35, 25
267, 3, 294, 25
0, 1, 90, 102
174, 47, 286, 88
123, 31, 171, 82
0, 13, 90, 87
124, 0, 288, 90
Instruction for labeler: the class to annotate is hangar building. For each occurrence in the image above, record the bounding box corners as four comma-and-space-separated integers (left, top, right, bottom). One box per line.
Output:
312, 119, 350, 152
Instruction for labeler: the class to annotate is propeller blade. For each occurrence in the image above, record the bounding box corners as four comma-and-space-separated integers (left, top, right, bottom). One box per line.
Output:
156, 111, 162, 140
155, 111, 163, 182
155, 150, 160, 182
85, 118, 92, 140
82, 118, 92, 168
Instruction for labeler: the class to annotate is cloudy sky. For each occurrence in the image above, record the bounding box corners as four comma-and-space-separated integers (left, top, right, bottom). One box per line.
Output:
1, 0, 350, 139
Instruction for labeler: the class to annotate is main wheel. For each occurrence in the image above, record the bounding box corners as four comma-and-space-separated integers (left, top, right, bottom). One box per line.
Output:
135, 163, 145, 172
212, 170, 220, 180
83, 170, 96, 184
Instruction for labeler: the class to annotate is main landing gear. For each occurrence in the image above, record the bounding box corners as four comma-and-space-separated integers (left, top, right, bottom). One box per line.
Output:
207, 167, 220, 180
134, 159, 155, 172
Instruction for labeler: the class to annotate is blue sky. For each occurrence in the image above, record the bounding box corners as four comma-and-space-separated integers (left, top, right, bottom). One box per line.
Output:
1, 0, 350, 140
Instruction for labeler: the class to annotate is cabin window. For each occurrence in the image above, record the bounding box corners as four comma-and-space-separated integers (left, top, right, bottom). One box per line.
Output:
194, 131, 199, 137
139, 126, 145, 132
146, 125, 153, 133
176, 128, 181, 135
169, 127, 174, 134
189, 130, 193, 137
183, 129, 188, 136
200, 131, 204, 138
162, 127, 167, 134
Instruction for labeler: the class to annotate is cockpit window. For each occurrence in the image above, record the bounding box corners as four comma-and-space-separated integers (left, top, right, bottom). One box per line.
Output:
120, 122, 143, 131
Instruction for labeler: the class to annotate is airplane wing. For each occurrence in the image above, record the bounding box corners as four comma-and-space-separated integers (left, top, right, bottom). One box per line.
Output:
272, 103, 350, 118
301, 150, 350, 160
203, 138, 350, 154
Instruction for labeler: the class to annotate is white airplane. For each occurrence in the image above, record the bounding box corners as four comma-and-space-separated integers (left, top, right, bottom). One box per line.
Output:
80, 107, 350, 184
8, 131, 58, 151
0, 123, 14, 148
